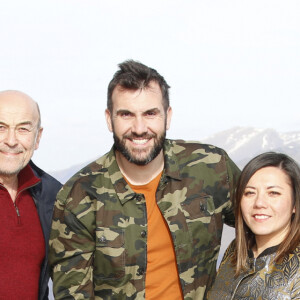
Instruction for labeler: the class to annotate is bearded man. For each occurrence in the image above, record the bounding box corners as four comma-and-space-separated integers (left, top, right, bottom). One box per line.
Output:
49, 60, 240, 300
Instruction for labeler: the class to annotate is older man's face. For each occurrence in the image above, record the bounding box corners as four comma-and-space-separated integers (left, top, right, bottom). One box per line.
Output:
0, 92, 42, 178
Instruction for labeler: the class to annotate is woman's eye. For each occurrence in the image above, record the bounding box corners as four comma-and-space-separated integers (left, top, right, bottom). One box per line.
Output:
244, 191, 254, 196
269, 191, 280, 196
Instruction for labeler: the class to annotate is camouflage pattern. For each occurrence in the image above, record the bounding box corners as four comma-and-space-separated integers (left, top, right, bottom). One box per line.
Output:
49, 139, 240, 299
208, 240, 300, 300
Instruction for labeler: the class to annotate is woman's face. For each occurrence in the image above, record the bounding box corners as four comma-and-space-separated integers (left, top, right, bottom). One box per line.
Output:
241, 166, 295, 248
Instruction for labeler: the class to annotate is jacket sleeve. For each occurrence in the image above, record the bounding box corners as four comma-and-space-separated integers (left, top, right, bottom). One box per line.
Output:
49, 181, 95, 300
223, 152, 241, 227
291, 256, 300, 300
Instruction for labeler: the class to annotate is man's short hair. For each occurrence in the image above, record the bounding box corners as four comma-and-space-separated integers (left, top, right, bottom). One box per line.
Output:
107, 60, 170, 112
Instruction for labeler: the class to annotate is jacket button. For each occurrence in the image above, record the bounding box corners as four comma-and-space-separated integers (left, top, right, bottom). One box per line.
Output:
141, 230, 147, 238
99, 236, 107, 243
136, 194, 143, 202
137, 267, 145, 276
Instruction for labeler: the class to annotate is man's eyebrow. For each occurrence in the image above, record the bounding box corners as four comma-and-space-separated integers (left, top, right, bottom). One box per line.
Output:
115, 108, 161, 115
0, 121, 34, 127
116, 109, 133, 115
144, 108, 160, 113
17, 121, 34, 126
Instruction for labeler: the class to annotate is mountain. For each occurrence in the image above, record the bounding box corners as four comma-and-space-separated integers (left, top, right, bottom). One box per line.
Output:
201, 126, 300, 168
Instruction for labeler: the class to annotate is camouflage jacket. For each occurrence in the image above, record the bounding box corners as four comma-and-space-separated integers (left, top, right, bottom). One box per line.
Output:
208, 240, 300, 299
49, 139, 240, 300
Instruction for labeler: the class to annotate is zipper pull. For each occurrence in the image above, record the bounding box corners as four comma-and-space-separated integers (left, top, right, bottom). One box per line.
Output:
15, 204, 20, 216
14, 204, 21, 224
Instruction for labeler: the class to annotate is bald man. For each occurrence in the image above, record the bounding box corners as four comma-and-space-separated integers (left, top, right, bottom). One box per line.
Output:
0, 90, 61, 299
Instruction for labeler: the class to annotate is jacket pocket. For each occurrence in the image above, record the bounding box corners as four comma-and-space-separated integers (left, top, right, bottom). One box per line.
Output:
182, 194, 216, 219
95, 227, 125, 279
181, 195, 221, 256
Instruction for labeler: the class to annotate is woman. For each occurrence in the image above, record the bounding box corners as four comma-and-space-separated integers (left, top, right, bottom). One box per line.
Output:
208, 152, 300, 299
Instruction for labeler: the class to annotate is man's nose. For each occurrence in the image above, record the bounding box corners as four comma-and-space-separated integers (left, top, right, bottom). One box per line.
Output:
132, 116, 147, 134
4, 128, 18, 147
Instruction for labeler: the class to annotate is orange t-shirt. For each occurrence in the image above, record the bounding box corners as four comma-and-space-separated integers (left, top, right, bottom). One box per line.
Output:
127, 173, 183, 300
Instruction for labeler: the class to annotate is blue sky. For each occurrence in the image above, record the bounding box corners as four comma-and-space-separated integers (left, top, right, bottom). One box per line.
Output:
1, 0, 299, 172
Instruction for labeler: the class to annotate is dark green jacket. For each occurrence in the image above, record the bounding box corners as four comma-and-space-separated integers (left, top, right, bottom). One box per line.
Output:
49, 140, 240, 300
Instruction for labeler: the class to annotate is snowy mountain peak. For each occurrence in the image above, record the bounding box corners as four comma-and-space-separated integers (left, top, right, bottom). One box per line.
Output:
202, 127, 300, 168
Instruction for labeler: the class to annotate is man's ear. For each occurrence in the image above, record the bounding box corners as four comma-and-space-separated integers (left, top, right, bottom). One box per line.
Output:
166, 106, 172, 130
105, 109, 113, 132
34, 127, 43, 150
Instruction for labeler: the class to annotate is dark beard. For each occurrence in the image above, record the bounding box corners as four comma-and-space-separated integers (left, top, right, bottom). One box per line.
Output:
113, 132, 165, 166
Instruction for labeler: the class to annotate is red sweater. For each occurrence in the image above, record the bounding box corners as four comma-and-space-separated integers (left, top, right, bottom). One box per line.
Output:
0, 165, 45, 299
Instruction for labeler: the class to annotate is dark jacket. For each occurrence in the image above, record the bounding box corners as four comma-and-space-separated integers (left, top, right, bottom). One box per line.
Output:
29, 161, 62, 300
208, 240, 300, 299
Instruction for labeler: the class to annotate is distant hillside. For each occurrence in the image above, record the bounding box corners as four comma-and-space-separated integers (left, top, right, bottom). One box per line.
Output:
202, 126, 300, 168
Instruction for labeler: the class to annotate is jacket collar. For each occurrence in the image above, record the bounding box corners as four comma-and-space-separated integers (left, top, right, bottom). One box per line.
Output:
248, 244, 279, 259
18, 163, 41, 192
104, 139, 182, 205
